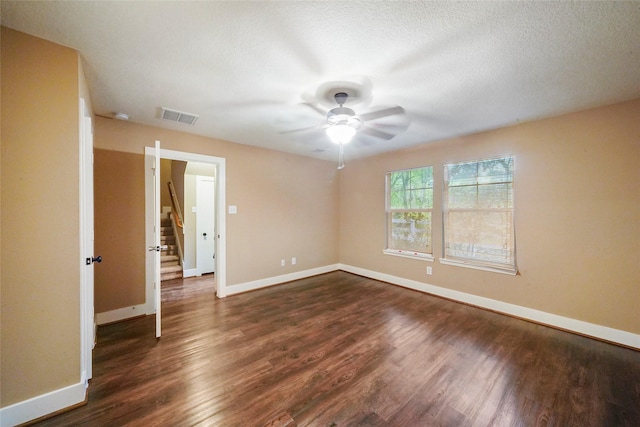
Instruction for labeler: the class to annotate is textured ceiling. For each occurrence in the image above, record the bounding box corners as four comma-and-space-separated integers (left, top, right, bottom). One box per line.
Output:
3, 1, 640, 163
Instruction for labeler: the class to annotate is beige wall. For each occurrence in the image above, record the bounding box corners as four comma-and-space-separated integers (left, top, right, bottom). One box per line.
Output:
160, 158, 172, 209
184, 173, 197, 270
94, 149, 146, 313
171, 160, 187, 215
339, 99, 640, 335
93, 117, 340, 310
1, 27, 81, 405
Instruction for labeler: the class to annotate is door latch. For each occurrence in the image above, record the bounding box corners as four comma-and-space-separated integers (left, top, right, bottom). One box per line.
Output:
85, 255, 102, 265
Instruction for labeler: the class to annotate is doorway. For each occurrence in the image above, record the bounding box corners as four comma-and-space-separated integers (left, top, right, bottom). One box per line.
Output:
144, 146, 227, 336
178, 163, 218, 278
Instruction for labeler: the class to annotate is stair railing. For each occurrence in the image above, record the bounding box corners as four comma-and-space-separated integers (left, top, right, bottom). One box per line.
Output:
168, 180, 185, 266
168, 181, 184, 229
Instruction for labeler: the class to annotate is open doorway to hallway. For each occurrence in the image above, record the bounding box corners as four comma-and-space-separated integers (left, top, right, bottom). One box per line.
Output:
145, 145, 227, 338
161, 275, 216, 303
159, 159, 217, 282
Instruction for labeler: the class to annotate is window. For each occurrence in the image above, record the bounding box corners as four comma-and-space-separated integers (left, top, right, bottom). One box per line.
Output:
385, 166, 433, 259
442, 156, 516, 274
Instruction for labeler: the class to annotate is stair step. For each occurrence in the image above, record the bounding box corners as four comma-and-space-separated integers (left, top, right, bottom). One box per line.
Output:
162, 262, 180, 268
161, 271, 183, 281
161, 262, 183, 281
160, 211, 181, 277
161, 264, 182, 274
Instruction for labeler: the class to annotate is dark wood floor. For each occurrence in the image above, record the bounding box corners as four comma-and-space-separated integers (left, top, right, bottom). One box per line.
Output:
33, 271, 640, 426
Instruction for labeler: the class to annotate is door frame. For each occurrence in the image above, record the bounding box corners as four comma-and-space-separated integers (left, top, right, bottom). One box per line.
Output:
144, 147, 228, 315
79, 98, 94, 386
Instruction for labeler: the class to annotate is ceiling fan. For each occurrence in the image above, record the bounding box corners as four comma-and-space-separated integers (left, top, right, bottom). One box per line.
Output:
287, 90, 409, 169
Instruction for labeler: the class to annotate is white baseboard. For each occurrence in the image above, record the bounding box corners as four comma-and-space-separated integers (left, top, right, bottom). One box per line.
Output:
183, 268, 198, 278
0, 381, 86, 427
226, 264, 340, 296
339, 264, 640, 350
6, 264, 636, 427
96, 302, 149, 325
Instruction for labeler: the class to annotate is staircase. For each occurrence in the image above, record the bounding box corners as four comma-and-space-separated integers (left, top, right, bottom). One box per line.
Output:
161, 214, 183, 281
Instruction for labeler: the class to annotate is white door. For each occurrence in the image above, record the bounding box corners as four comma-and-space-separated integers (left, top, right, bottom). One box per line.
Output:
80, 99, 96, 383
154, 141, 163, 337
145, 141, 165, 338
196, 176, 216, 275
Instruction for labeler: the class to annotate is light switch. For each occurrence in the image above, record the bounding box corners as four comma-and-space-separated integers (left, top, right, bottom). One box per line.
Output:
191, 207, 197, 213
228, 205, 237, 214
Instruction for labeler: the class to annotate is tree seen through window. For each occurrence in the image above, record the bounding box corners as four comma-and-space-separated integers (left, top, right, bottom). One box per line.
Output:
386, 166, 433, 255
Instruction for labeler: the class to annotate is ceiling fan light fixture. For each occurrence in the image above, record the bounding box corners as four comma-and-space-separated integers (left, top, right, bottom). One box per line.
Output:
326, 124, 357, 144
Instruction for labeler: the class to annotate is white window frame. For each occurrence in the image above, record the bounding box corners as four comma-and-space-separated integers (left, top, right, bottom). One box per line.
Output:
440, 156, 517, 275
384, 166, 434, 261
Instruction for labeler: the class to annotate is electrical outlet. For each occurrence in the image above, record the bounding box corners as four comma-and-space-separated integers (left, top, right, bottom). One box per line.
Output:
427, 266, 433, 275
281, 259, 285, 267
291, 257, 296, 265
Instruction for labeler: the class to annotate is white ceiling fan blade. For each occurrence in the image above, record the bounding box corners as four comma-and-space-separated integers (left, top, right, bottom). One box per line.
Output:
300, 102, 327, 116
280, 123, 328, 134
359, 106, 406, 121
360, 126, 396, 140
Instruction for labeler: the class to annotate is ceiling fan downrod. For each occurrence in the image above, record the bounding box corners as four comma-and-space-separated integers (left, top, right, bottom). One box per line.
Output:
334, 92, 348, 106
329, 92, 355, 169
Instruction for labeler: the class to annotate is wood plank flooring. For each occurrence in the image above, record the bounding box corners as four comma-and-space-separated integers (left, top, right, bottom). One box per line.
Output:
32, 271, 640, 426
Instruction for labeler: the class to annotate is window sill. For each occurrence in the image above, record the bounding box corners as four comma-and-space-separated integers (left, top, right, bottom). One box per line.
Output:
383, 249, 434, 262
439, 258, 517, 275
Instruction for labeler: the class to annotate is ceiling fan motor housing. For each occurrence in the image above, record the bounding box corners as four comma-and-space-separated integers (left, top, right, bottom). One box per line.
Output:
334, 92, 349, 106
327, 106, 361, 128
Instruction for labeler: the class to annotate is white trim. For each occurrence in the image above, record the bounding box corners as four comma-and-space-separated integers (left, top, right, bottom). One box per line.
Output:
383, 249, 434, 262
153, 141, 162, 338
96, 303, 148, 325
225, 264, 340, 296
0, 381, 86, 427
338, 264, 640, 350
78, 98, 94, 385
183, 268, 198, 278
439, 258, 517, 275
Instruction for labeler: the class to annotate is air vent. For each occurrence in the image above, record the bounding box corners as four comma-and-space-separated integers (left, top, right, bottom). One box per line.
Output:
160, 107, 199, 125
